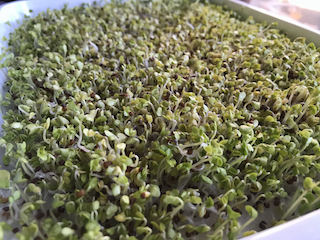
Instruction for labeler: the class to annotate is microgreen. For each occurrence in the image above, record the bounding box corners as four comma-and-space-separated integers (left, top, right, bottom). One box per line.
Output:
1, 0, 320, 239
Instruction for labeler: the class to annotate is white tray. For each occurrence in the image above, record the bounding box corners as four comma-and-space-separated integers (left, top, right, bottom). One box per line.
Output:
1, 0, 320, 240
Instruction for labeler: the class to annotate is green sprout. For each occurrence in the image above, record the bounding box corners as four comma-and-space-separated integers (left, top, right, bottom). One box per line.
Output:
1, 0, 320, 239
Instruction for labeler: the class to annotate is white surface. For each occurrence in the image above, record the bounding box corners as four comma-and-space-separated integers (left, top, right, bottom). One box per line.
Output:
1, 0, 320, 240
288, 0, 320, 11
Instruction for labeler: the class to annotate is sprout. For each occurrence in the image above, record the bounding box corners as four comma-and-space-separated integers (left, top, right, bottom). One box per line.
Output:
0, 170, 10, 188
1, 0, 320, 239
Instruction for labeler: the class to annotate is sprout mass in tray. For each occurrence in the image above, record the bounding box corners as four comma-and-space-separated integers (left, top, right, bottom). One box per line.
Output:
1, 0, 320, 239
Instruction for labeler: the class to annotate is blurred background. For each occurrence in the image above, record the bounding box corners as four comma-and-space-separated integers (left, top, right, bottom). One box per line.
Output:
245, 0, 320, 30
0, 0, 320, 30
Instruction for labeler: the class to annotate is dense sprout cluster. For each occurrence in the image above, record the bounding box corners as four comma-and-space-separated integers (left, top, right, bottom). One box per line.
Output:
2, 0, 320, 239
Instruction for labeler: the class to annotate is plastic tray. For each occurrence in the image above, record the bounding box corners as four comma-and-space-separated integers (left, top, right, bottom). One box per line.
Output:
1, 0, 320, 240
